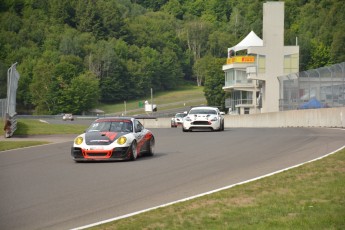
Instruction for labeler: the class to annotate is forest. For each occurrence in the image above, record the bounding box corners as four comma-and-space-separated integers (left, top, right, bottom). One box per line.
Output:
1, 0, 344, 114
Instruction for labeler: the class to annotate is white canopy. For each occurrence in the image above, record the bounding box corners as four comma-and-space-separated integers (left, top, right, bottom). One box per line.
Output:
228, 31, 263, 56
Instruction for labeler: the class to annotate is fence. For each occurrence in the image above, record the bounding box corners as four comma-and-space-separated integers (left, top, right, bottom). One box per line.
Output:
0, 99, 6, 120
279, 62, 345, 111
2, 63, 20, 137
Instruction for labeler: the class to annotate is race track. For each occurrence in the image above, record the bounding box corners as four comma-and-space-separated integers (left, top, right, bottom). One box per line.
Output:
0, 127, 344, 230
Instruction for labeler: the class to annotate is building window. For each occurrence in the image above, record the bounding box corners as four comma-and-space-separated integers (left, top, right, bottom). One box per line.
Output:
284, 53, 299, 74
258, 55, 266, 73
235, 69, 248, 84
225, 69, 235, 86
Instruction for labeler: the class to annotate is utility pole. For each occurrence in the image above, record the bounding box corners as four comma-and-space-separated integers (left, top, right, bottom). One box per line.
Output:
124, 100, 126, 115
150, 88, 153, 116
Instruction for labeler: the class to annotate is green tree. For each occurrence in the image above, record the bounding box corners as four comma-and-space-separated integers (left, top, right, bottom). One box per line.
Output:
307, 39, 332, 69
162, 0, 184, 19
202, 56, 226, 109
193, 56, 208, 86
86, 39, 132, 103
29, 60, 55, 114
331, 24, 345, 63
16, 58, 36, 113
159, 47, 184, 90
126, 11, 179, 52
182, 19, 212, 86
208, 30, 232, 58
134, 0, 168, 11
75, 0, 102, 37
135, 46, 161, 93
48, 0, 76, 27
96, 0, 125, 39
0, 61, 7, 98
62, 72, 100, 114
48, 55, 84, 113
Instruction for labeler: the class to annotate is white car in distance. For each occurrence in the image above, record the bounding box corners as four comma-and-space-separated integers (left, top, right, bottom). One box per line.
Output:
182, 106, 225, 132
171, 112, 187, 127
63, 113, 74, 121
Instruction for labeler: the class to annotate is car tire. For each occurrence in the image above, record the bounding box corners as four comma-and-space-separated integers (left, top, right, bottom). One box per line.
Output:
146, 137, 155, 156
217, 123, 222, 131
182, 127, 188, 132
129, 141, 138, 161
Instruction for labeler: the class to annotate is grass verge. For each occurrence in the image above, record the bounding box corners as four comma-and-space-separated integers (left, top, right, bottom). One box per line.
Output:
97, 85, 205, 114
0, 141, 50, 151
15, 119, 87, 135
0, 119, 88, 151
89, 148, 345, 230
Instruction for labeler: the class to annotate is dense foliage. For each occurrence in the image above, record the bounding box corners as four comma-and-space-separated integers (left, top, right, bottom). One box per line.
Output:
1, 0, 344, 114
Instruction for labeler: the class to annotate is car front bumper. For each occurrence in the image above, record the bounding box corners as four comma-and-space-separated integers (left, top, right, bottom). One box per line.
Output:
183, 120, 221, 131
71, 146, 131, 161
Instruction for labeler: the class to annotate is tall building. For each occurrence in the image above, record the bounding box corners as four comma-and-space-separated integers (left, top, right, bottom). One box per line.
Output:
222, 1, 299, 114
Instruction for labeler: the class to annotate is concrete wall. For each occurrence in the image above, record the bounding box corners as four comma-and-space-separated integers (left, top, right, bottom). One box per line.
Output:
138, 117, 172, 128
223, 107, 345, 128
139, 107, 345, 128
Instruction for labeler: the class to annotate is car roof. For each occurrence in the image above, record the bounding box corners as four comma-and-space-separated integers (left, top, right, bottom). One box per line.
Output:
190, 106, 218, 111
95, 117, 134, 122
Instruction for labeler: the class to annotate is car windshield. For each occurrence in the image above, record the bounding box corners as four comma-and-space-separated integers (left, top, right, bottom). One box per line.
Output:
176, 113, 186, 118
189, 109, 217, 115
87, 120, 133, 133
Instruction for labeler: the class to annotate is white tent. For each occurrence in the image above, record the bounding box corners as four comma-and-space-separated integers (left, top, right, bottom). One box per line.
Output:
228, 31, 263, 57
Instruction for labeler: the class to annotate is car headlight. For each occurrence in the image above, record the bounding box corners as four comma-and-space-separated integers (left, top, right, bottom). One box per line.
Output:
117, 136, 127, 145
210, 117, 218, 121
74, 137, 83, 145
185, 117, 192, 121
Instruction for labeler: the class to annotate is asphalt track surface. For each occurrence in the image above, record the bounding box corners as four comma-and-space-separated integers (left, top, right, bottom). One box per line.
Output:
0, 127, 344, 230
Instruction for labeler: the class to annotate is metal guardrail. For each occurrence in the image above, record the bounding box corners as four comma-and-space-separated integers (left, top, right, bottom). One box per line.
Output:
3, 63, 20, 138
9, 114, 17, 137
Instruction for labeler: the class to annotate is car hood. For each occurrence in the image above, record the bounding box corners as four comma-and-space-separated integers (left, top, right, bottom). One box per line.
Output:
188, 114, 217, 120
85, 131, 127, 145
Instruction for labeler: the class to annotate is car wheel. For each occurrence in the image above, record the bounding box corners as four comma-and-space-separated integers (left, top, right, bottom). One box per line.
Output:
182, 127, 188, 132
146, 137, 155, 156
129, 141, 138, 160
217, 123, 222, 131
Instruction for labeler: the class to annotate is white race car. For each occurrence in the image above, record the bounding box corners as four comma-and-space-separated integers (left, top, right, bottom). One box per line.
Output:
71, 117, 155, 162
182, 106, 225, 132
62, 113, 74, 121
171, 112, 187, 127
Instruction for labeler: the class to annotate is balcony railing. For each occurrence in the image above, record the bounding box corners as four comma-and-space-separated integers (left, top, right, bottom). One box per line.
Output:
226, 99, 254, 108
